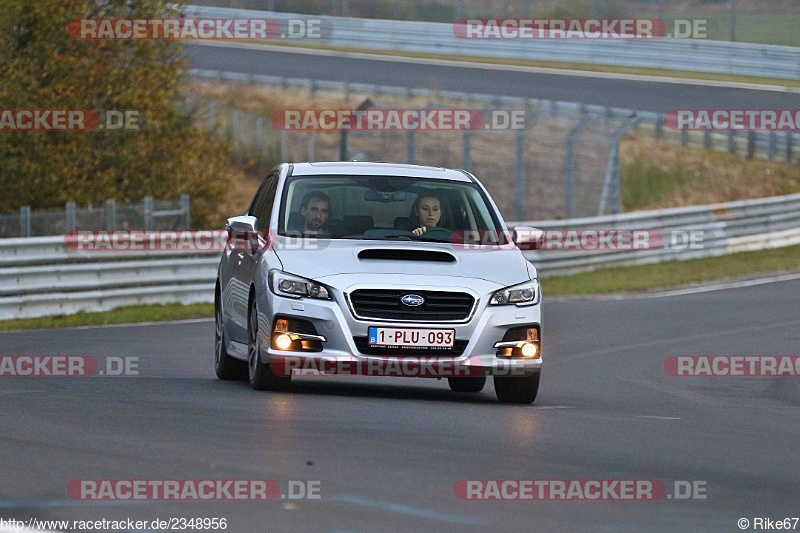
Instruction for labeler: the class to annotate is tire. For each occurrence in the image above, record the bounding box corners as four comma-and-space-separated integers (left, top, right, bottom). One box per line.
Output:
214, 291, 247, 380
447, 376, 486, 393
248, 297, 291, 391
494, 372, 540, 404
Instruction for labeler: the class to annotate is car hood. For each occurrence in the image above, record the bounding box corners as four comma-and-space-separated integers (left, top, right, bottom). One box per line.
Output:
272, 237, 533, 288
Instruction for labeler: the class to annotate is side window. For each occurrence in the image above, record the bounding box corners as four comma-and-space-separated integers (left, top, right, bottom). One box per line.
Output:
251, 173, 278, 227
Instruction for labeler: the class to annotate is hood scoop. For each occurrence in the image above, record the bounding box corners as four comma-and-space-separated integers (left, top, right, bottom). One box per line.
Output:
358, 248, 456, 263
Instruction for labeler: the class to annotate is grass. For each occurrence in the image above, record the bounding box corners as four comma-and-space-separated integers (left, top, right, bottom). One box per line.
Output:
620, 134, 800, 211
663, 15, 800, 47
0, 303, 213, 332
1, 245, 798, 331
542, 244, 800, 296
249, 41, 800, 89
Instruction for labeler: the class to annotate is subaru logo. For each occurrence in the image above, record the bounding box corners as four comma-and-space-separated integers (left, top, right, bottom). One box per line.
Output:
401, 294, 424, 307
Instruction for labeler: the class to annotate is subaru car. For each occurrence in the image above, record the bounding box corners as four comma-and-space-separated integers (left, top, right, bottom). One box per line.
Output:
215, 162, 543, 403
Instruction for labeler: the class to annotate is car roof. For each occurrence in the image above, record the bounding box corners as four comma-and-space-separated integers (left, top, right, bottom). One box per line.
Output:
289, 162, 472, 182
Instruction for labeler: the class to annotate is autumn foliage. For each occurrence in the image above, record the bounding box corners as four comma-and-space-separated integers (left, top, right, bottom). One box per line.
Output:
0, 0, 237, 227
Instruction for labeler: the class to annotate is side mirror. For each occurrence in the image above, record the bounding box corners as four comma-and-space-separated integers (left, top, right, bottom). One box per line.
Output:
225, 215, 263, 252
512, 226, 544, 250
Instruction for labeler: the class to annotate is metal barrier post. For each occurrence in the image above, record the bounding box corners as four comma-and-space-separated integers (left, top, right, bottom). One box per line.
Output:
407, 129, 415, 164
20, 206, 31, 237
105, 199, 116, 230
65, 202, 76, 232
180, 194, 191, 229
144, 196, 153, 231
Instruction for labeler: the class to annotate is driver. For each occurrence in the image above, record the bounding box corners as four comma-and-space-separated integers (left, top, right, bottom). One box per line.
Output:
411, 195, 442, 236
300, 190, 332, 234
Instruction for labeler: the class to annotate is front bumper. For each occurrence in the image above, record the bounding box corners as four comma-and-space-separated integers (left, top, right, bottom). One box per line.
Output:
256, 275, 542, 377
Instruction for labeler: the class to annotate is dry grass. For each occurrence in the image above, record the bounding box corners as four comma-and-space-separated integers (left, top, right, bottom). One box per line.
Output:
620, 133, 800, 211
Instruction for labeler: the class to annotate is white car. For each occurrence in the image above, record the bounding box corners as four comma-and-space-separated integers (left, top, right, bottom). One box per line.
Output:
215, 162, 543, 403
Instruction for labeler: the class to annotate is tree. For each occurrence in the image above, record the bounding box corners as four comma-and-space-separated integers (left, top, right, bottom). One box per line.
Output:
0, 0, 237, 227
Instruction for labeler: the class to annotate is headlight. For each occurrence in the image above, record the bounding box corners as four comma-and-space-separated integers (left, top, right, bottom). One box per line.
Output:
269, 270, 331, 300
490, 279, 539, 306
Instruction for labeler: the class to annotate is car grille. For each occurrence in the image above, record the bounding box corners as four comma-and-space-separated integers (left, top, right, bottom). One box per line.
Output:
353, 337, 468, 356
348, 289, 475, 321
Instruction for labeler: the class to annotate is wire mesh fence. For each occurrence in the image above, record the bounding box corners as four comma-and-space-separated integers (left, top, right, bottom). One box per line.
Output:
188, 92, 636, 221
0, 195, 191, 238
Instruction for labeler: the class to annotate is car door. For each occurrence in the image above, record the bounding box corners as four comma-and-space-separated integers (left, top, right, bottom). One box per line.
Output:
221, 172, 274, 343
233, 172, 279, 337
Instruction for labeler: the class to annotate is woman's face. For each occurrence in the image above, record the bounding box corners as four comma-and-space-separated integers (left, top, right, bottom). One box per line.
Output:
416, 196, 441, 227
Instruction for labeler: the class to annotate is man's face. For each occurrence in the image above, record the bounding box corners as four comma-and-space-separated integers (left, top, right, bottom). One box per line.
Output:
301, 198, 330, 231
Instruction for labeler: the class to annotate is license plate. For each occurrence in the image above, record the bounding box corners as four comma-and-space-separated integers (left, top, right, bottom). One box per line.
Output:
368, 327, 455, 348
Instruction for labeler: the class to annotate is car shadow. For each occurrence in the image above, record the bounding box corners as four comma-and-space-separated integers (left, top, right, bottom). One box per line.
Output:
239, 377, 500, 404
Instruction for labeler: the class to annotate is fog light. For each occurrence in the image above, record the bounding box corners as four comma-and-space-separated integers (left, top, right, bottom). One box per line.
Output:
520, 342, 537, 358
275, 334, 292, 350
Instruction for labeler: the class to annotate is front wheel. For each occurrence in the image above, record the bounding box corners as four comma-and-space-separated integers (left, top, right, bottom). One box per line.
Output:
494, 373, 540, 404
215, 293, 247, 380
447, 376, 486, 393
248, 297, 291, 391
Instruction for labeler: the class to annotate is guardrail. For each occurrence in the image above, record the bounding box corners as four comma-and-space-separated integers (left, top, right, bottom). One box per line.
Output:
514, 192, 800, 276
2, 193, 799, 319
184, 5, 800, 80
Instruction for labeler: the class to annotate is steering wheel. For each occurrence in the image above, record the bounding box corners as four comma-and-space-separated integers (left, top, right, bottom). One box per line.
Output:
418, 226, 452, 239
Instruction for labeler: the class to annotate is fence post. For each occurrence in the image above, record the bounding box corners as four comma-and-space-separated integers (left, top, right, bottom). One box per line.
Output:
207, 101, 216, 130
180, 194, 191, 229
230, 107, 239, 143
747, 131, 756, 158
514, 129, 525, 221
787, 132, 793, 163
256, 117, 264, 158
407, 129, 415, 164
599, 115, 638, 216
105, 199, 116, 230
462, 130, 471, 171
20, 206, 31, 237
308, 134, 316, 162
768, 132, 776, 161
65, 202, 76, 232
281, 130, 287, 161
144, 196, 153, 231
681, 129, 688, 147
655, 114, 663, 139
727, 130, 735, 153
703, 130, 711, 150
564, 113, 590, 219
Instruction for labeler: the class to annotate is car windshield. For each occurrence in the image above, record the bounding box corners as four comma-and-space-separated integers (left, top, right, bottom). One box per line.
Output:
277, 175, 503, 242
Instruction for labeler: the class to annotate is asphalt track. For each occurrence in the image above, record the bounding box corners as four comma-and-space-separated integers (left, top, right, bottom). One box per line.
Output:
1, 278, 798, 532
186, 43, 800, 113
